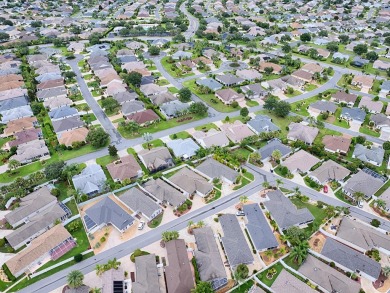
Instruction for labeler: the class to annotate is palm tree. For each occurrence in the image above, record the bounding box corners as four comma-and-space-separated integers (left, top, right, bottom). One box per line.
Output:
90, 288, 102, 293
383, 266, 390, 277
271, 149, 282, 162
262, 181, 270, 190
290, 241, 309, 264
239, 195, 248, 204
264, 249, 273, 260
95, 264, 105, 276
324, 205, 335, 218
375, 199, 386, 210
275, 178, 283, 188
279, 234, 289, 244
293, 186, 301, 196
353, 191, 365, 204
82, 104, 91, 114
187, 220, 194, 229
8, 159, 20, 173
197, 220, 205, 228
107, 258, 121, 270
67, 270, 84, 288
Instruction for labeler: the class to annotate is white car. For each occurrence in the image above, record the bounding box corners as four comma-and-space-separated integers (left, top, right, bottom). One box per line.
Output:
138, 221, 145, 230
358, 201, 363, 208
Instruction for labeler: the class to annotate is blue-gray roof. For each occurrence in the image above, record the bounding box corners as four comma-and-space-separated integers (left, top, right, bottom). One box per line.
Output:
49, 106, 78, 120
381, 80, 390, 91
166, 138, 200, 158
0, 96, 28, 112
244, 203, 278, 251
341, 107, 366, 122
352, 144, 384, 166
72, 164, 107, 195
248, 115, 280, 134
196, 158, 239, 182
196, 78, 223, 91
258, 139, 292, 160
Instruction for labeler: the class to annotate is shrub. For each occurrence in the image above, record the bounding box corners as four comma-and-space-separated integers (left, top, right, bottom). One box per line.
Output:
2, 264, 16, 281
74, 254, 83, 262
0, 238, 5, 247
370, 219, 380, 228
51, 188, 60, 197
100, 236, 106, 243
330, 262, 335, 268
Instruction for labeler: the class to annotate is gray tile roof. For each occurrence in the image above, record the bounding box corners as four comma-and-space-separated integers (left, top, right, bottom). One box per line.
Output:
343, 170, 384, 198
258, 139, 292, 160
196, 78, 223, 91
247, 115, 280, 134
121, 100, 145, 115
298, 255, 361, 293
166, 138, 200, 158
243, 203, 278, 251
120, 187, 161, 219
215, 73, 244, 86
72, 164, 107, 195
133, 254, 161, 293
0, 96, 28, 112
309, 100, 338, 113
271, 270, 317, 293
264, 190, 314, 230
142, 178, 186, 208
352, 144, 384, 166
52, 116, 84, 133
309, 160, 350, 183
85, 197, 134, 231
160, 100, 189, 117
219, 214, 254, 266
193, 227, 227, 289
340, 107, 366, 123
337, 217, 390, 252
169, 167, 213, 196
49, 106, 78, 120
321, 238, 381, 280
196, 158, 239, 183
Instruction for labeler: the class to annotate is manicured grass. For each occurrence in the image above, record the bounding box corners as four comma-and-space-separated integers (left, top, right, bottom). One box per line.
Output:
183, 79, 238, 113
333, 108, 350, 129
246, 100, 259, 107
142, 139, 165, 149
81, 113, 97, 123
244, 172, 254, 181
257, 263, 284, 287
231, 147, 252, 160
118, 114, 205, 139
290, 198, 328, 231
65, 199, 79, 216
156, 79, 170, 86
83, 74, 94, 80
231, 280, 254, 293
160, 56, 194, 78
148, 212, 164, 228
284, 255, 302, 270
291, 96, 322, 117
56, 181, 75, 201
233, 175, 251, 190
335, 189, 355, 205
285, 89, 302, 98
255, 110, 299, 139
96, 155, 118, 167
314, 128, 342, 145
375, 179, 390, 196
168, 87, 179, 94
112, 117, 125, 124
169, 131, 190, 139
194, 123, 218, 131
359, 125, 380, 137
304, 84, 318, 91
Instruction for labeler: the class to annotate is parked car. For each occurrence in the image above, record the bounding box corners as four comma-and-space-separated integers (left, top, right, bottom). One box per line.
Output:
236, 211, 245, 216
358, 201, 363, 208
323, 185, 328, 193
138, 221, 145, 230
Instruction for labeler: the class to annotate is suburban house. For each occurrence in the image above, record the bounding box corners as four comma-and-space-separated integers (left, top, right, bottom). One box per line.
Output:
195, 78, 223, 92
340, 107, 366, 125
309, 160, 350, 184
219, 214, 254, 267
142, 178, 186, 209
258, 139, 292, 161
259, 62, 282, 74
5, 225, 75, 278
358, 96, 383, 114
72, 164, 107, 196
192, 129, 229, 148
283, 150, 321, 174
220, 121, 255, 143
84, 196, 134, 233
193, 227, 228, 290
352, 144, 384, 166
287, 123, 319, 145
196, 158, 239, 185
343, 170, 385, 199
298, 255, 361, 293
271, 270, 317, 293
168, 167, 213, 197
243, 203, 278, 252
322, 135, 351, 155
160, 100, 189, 119
336, 217, 390, 255
52, 116, 84, 134
100, 268, 126, 293
126, 109, 160, 126
320, 237, 381, 282
370, 113, 390, 129
215, 88, 245, 105
247, 115, 279, 135
264, 189, 314, 230
351, 75, 374, 90
166, 138, 200, 159
291, 69, 313, 83
106, 155, 143, 182
165, 239, 195, 293
10, 139, 50, 164
301, 63, 323, 74
133, 254, 161, 293
119, 187, 162, 221
5, 128, 42, 150
215, 73, 244, 86
240, 83, 267, 99
2, 116, 38, 137
331, 91, 357, 107
236, 69, 262, 81
308, 101, 337, 117
58, 127, 89, 147
138, 147, 174, 172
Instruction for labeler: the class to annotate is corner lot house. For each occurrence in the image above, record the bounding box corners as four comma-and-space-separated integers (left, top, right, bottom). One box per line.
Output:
10, 139, 50, 164
283, 150, 320, 174
343, 170, 385, 199
193, 227, 228, 290
138, 147, 174, 172
196, 78, 223, 92
298, 255, 361, 293
165, 239, 195, 293
322, 135, 351, 155
264, 190, 314, 230
309, 160, 350, 184
320, 238, 381, 282
244, 203, 278, 252
106, 155, 143, 182
258, 139, 291, 161
169, 167, 213, 197
72, 164, 107, 197
84, 197, 134, 233
331, 91, 357, 107
336, 217, 390, 254
287, 123, 319, 145
215, 88, 245, 105
308, 101, 337, 117
119, 187, 162, 221
358, 96, 383, 114
142, 178, 186, 209
219, 214, 254, 267
352, 144, 384, 166
340, 107, 366, 125
215, 73, 244, 86
196, 158, 239, 185
6, 225, 75, 278
247, 115, 279, 135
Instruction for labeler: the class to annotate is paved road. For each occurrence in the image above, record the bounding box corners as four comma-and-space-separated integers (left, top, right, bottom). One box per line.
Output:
180, 1, 199, 41
20, 172, 266, 293
65, 55, 123, 144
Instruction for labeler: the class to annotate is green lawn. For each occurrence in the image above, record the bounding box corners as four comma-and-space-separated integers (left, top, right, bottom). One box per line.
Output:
375, 179, 390, 197
359, 125, 380, 137
118, 114, 205, 139
65, 199, 79, 216
246, 100, 259, 107
314, 128, 342, 145
304, 84, 318, 91
148, 212, 164, 228
333, 108, 350, 129
142, 139, 165, 149
290, 198, 328, 231
169, 131, 190, 139
168, 87, 179, 94
233, 175, 252, 190
231, 280, 254, 293
284, 255, 302, 270
81, 113, 97, 123
183, 79, 238, 113
291, 95, 323, 117
255, 110, 299, 139
96, 155, 118, 167
231, 147, 252, 160
83, 74, 94, 80
285, 89, 302, 98
160, 56, 194, 78
257, 263, 284, 287
194, 123, 218, 131
335, 189, 355, 205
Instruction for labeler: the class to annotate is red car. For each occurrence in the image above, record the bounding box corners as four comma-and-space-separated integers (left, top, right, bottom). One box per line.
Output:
323, 185, 328, 193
